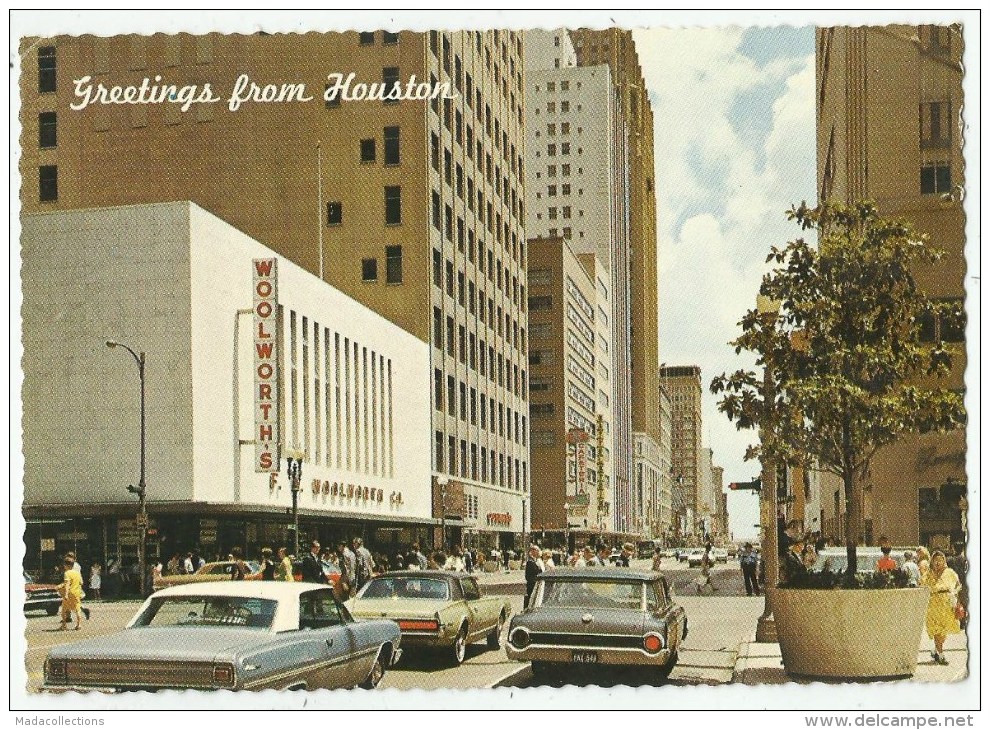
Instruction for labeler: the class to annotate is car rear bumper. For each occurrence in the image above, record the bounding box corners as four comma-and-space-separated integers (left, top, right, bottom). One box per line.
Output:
506, 644, 672, 667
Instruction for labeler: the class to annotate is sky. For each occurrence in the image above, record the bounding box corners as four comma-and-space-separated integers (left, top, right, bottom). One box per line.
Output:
632, 26, 817, 540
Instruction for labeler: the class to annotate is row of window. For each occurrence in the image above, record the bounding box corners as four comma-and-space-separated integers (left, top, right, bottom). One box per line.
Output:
325, 186, 401, 227
432, 307, 527, 397
435, 430, 528, 492
359, 127, 401, 165
433, 368, 528, 443
432, 251, 526, 345
358, 31, 400, 45
360, 246, 403, 284
429, 30, 524, 122
286, 312, 394, 477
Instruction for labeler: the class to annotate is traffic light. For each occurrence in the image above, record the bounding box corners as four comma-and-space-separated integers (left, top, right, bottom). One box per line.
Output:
728, 479, 761, 492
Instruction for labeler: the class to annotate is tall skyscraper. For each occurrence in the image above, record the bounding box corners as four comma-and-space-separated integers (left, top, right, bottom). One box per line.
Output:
660, 365, 704, 540
816, 25, 966, 548
571, 29, 660, 536
20, 29, 530, 551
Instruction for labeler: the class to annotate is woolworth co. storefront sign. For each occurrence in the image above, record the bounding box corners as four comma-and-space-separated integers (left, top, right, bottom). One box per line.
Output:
253, 258, 280, 472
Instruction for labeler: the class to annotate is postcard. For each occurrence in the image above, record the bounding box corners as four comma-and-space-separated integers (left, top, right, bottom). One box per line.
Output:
10, 8, 979, 721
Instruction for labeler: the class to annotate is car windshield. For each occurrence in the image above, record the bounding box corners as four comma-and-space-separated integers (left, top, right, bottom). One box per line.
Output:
133, 595, 277, 629
539, 579, 644, 609
359, 577, 450, 601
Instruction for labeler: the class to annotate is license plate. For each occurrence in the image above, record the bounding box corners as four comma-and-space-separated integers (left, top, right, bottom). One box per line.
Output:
571, 650, 598, 664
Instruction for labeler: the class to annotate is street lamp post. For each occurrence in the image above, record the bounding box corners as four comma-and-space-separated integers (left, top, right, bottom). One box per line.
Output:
106, 340, 148, 597
755, 295, 781, 643
285, 451, 304, 556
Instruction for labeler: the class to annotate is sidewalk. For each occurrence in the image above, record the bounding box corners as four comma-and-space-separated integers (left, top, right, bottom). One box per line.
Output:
733, 631, 969, 684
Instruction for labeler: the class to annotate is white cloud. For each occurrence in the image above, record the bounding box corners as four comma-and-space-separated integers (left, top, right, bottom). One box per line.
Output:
634, 28, 817, 539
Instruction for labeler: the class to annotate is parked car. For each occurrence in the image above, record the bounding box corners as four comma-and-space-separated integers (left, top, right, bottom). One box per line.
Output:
152, 560, 260, 591
348, 571, 511, 666
712, 548, 729, 564
686, 549, 705, 568
43, 581, 400, 692
505, 567, 687, 678
24, 571, 62, 616
675, 549, 691, 562
727, 544, 739, 559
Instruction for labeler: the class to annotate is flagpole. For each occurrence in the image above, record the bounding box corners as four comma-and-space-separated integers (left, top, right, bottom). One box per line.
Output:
317, 141, 324, 281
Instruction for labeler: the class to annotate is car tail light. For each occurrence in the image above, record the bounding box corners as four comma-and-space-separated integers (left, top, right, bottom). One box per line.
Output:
45, 658, 67, 684
508, 626, 531, 649
212, 663, 235, 688
643, 633, 665, 654
397, 619, 440, 631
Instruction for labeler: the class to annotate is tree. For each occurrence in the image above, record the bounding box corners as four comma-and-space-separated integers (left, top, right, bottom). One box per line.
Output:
711, 201, 965, 578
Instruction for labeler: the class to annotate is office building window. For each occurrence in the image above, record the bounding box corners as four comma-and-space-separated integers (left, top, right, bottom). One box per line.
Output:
38, 46, 56, 93
432, 191, 441, 230
432, 307, 443, 348
383, 126, 400, 165
920, 101, 952, 148
39, 112, 57, 149
325, 82, 341, 108
39, 165, 57, 202
385, 186, 401, 224
382, 67, 400, 104
361, 258, 378, 281
434, 369, 443, 410
447, 376, 456, 417
920, 163, 951, 195
385, 245, 402, 283
432, 248, 443, 287
359, 31, 376, 45
359, 138, 377, 162
435, 431, 444, 470
383, 31, 399, 45
326, 201, 342, 226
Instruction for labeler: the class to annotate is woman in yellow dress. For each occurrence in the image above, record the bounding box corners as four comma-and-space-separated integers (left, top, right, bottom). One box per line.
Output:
57, 557, 85, 630
922, 550, 962, 665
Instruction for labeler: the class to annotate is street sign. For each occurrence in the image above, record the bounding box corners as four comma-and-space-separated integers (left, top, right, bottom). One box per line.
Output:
566, 427, 590, 444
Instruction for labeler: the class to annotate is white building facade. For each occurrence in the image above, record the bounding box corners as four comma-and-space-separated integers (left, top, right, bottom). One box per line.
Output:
22, 202, 435, 573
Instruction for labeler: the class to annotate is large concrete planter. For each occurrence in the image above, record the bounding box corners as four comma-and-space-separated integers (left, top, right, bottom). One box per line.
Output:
771, 586, 930, 679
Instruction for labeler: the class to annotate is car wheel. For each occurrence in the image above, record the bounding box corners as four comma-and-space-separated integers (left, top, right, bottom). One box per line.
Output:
657, 650, 679, 680
487, 612, 505, 650
451, 626, 468, 666
360, 649, 386, 689
46, 606, 59, 616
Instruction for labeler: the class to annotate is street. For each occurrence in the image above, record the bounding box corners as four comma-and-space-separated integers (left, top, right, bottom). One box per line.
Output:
22, 562, 761, 693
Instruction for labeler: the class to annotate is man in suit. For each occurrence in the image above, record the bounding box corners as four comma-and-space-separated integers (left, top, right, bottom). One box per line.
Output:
524, 545, 543, 609
300, 540, 327, 584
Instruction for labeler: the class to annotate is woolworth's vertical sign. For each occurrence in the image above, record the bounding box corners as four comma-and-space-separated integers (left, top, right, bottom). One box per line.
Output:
253, 258, 280, 472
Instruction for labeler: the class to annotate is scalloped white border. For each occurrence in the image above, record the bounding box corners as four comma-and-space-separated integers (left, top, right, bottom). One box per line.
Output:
8, 7, 980, 720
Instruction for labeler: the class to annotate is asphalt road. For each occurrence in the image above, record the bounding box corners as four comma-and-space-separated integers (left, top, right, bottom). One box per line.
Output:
22, 562, 761, 693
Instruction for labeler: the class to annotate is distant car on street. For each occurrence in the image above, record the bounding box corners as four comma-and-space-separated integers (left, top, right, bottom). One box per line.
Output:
712, 548, 729, 564
686, 550, 705, 568
675, 549, 691, 562
506, 567, 687, 679
42, 582, 401, 692
152, 560, 260, 591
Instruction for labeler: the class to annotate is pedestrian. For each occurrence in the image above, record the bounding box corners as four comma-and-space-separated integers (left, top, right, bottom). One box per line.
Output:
445, 545, 466, 572
901, 550, 921, 586
57, 557, 87, 630
697, 542, 716, 594
66, 552, 82, 573
106, 557, 121, 599
167, 552, 182, 576
503, 549, 511, 573
948, 546, 969, 630
300, 540, 328, 583
274, 547, 295, 581
353, 538, 375, 590
230, 547, 251, 580
651, 547, 664, 572
464, 546, 475, 574
337, 540, 357, 591
876, 539, 897, 572
620, 542, 635, 568
740, 542, 760, 596
801, 542, 818, 570
781, 535, 808, 584
88, 563, 102, 601
249, 547, 276, 580
412, 542, 428, 570
524, 545, 543, 609
923, 551, 962, 665
538, 549, 553, 570
577, 546, 595, 567
151, 558, 163, 584
916, 546, 931, 581
183, 551, 195, 575
595, 545, 611, 566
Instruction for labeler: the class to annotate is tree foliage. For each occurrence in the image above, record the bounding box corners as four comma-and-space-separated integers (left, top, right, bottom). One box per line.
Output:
711, 201, 965, 576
